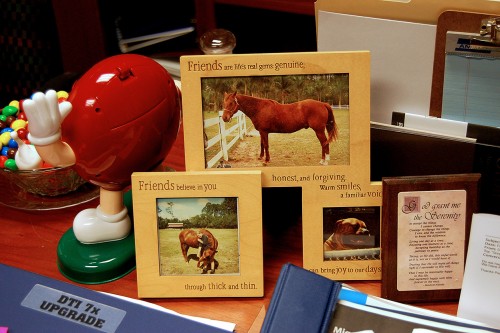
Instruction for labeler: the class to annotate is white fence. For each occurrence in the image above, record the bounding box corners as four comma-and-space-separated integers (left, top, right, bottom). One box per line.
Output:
204, 111, 248, 168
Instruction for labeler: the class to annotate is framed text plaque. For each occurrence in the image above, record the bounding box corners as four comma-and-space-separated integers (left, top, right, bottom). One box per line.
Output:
381, 173, 480, 302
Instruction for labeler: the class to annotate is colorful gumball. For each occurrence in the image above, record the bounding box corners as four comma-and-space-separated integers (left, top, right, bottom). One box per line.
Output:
10, 119, 26, 131
8, 138, 18, 149
2, 105, 18, 117
0, 132, 11, 145
16, 127, 28, 140
7, 147, 16, 159
17, 111, 27, 121
4, 158, 17, 170
57, 91, 69, 103
0, 155, 7, 167
5, 115, 16, 126
1, 94, 78, 171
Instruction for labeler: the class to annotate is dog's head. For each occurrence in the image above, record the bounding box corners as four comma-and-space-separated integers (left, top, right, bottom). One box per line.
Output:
334, 218, 370, 235
323, 218, 374, 250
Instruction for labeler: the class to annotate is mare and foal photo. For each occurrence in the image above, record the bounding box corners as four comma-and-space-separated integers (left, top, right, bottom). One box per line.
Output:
201, 74, 350, 168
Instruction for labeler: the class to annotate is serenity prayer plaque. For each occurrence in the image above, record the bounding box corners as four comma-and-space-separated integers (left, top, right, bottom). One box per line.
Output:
381, 174, 480, 302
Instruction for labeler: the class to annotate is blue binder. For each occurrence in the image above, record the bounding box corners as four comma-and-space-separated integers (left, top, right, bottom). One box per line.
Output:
0, 264, 227, 332
261, 263, 342, 333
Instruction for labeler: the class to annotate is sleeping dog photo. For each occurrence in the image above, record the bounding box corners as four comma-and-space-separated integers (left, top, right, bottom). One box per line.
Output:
322, 206, 380, 259
323, 218, 374, 251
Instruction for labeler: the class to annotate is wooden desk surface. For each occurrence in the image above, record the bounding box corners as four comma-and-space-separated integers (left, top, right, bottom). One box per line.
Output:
0, 124, 458, 332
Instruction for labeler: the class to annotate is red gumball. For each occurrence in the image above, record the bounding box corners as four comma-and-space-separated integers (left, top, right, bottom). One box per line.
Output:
17, 111, 27, 121
63, 54, 181, 191
18, 99, 25, 113
0, 155, 7, 168
16, 127, 28, 140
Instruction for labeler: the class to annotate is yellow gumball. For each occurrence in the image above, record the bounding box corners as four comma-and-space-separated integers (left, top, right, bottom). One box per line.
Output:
57, 91, 69, 99
0, 132, 11, 145
9, 100, 19, 109
10, 119, 27, 131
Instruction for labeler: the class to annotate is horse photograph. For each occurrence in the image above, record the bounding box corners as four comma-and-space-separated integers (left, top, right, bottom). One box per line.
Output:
156, 197, 240, 275
200, 74, 350, 168
179, 228, 219, 274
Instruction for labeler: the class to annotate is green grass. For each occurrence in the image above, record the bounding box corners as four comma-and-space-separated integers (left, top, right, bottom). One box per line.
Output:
158, 228, 239, 275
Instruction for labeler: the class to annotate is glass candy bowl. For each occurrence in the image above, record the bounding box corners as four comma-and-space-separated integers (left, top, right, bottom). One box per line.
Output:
0, 165, 87, 197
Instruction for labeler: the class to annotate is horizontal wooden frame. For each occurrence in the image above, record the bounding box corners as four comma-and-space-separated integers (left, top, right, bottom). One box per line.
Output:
180, 51, 371, 188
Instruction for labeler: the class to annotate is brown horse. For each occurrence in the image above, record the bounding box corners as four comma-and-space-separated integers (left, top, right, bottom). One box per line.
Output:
178, 228, 218, 267
222, 92, 338, 165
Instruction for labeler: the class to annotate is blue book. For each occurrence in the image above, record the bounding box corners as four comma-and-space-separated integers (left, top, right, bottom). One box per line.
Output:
0, 264, 228, 332
261, 263, 342, 333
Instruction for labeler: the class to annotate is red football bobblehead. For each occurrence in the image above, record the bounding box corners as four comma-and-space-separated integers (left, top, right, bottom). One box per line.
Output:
21, 54, 181, 244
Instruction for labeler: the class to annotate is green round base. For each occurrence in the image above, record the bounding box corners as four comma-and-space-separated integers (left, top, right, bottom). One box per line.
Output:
57, 228, 136, 284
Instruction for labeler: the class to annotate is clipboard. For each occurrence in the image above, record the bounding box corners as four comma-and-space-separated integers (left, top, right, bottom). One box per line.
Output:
429, 11, 500, 118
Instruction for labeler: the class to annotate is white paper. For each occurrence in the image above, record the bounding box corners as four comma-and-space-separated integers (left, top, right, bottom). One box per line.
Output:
458, 213, 500, 328
401, 113, 469, 138
102, 292, 236, 332
317, 11, 436, 124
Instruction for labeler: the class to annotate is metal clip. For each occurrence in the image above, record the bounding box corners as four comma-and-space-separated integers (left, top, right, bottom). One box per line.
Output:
480, 17, 500, 45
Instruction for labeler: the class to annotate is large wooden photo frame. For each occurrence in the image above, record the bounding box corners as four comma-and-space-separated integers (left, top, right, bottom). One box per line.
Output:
180, 51, 371, 188
381, 173, 480, 302
131, 170, 263, 298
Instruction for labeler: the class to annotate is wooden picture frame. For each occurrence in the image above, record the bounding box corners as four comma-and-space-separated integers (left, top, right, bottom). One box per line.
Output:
180, 51, 371, 188
381, 173, 480, 302
131, 170, 263, 298
180, 51, 381, 280
302, 181, 383, 281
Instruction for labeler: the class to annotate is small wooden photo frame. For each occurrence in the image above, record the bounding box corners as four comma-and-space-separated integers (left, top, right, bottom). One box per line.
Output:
131, 170, 263, 298
180, 51, 371, 187
302, 182, 383, 281
381, 173, 480, 302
